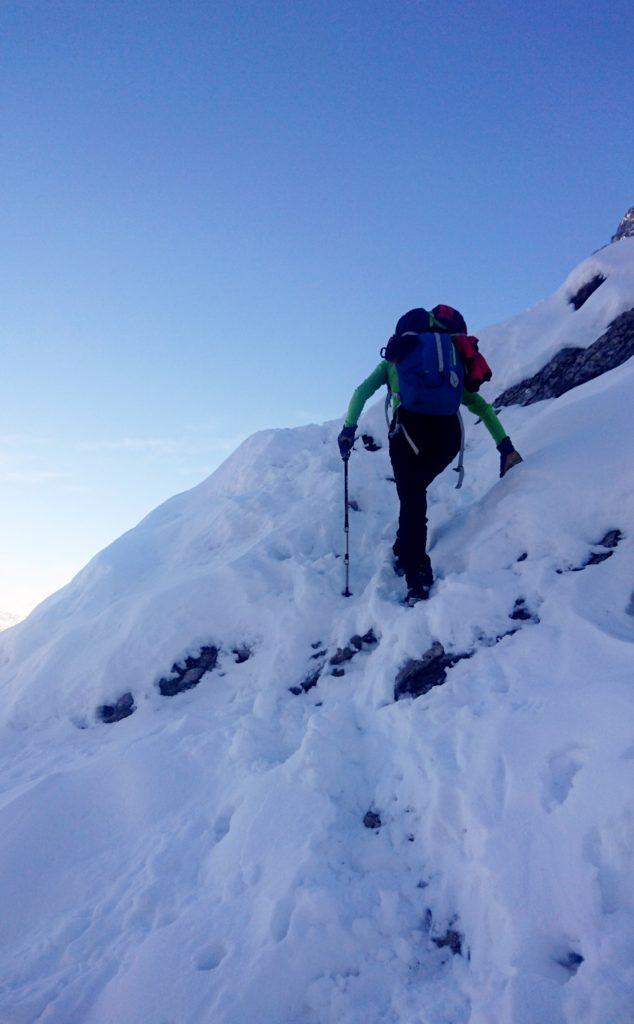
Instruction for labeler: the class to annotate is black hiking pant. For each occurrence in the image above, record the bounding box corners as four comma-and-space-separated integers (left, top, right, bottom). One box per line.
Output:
389, 408, 462, 587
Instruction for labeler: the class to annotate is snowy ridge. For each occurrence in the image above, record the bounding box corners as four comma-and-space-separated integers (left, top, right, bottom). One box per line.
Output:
0, 241, 633, 1023
479, 236, 634, 391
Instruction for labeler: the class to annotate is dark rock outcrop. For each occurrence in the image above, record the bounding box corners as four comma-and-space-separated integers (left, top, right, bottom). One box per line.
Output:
158, 645, 218, 696
98, 692, 135, 724
290, 664, 325, 695
612, 206, 634, 242
363, 810, 381, 830
510, 598, 539, 623
573, 529, 622, 571
290, 630, 379, 695
569, 274, 605, 311
556, 950, 584, 975
394, 642, 472, 701
432, 928, 463, 956
495, 309, 634, 408
329, 646, 356, 667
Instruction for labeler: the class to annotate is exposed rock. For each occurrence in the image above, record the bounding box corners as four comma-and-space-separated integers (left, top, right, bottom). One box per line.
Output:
510, 598, 539, 623
556, 950, 584, 975
98, 692, 135, 724
432, 929, 463, 956
289, 665, 323, 696
565, 529, 623, 573
484, 628, 519, 646
158, 645, 218, 697
291, 630, 379, 695
361, 433, 382, 452
363, 810, 381, 830
424, 909, 464, 956
583, 550, 613, 568
232, 645, 251, 664
329, 646, 356, 666
612, 205, 634, 242
510, 598, 532, 621
495, 309, 634, 408
394, 642, 472, 701
569, 274, 605, 311
598, 529, 622, 549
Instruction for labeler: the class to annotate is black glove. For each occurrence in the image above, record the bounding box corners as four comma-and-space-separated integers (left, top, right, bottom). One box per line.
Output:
338, 425, 356, 460
497, 436, 523, 478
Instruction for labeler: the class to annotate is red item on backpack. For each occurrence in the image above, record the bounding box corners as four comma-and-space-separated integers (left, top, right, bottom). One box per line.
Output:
452, 335, 492, 392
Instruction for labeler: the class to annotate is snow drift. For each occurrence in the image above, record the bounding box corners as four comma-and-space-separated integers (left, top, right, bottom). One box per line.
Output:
0, 238, 633, 1024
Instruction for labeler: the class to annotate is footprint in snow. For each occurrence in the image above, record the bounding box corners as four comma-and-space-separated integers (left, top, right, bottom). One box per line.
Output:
195, 942, 227, 971
542, 747, 585, 813
213, 809, 234, 843
270, 892, 295, 942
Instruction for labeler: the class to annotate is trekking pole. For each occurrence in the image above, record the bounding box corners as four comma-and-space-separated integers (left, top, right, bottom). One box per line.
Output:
342, 456, 352, 597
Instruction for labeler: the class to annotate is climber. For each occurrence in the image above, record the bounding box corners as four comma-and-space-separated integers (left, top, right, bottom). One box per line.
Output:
337, 305, 522, 604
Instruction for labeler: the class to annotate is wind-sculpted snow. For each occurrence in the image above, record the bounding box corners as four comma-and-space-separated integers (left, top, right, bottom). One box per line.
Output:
478, 235, 634, 393
0, 241, 633, 1023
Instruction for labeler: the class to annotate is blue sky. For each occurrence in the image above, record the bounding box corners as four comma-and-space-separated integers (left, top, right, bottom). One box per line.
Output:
1, 0, 632, 618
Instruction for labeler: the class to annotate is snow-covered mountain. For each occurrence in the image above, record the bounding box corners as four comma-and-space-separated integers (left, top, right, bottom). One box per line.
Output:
0, 611, 19, 632
613, 205, 634, 242
0, 237, 633, 1024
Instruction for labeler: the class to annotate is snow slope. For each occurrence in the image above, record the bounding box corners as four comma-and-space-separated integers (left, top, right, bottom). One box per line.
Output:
0, 239, 633, 1024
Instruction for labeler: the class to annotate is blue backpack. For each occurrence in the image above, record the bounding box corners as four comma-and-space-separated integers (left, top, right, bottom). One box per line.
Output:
383, 332, 464, 415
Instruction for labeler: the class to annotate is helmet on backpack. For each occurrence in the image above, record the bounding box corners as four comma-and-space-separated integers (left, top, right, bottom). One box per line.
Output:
394, 308, 432, 336
432, 304, 468, 334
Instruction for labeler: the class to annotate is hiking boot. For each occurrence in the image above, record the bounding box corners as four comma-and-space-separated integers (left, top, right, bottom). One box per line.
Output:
406, 580, 432, 605
405, 571, 434, 606
392, 541, 407, 577
501, 449, 523, 477
393, 554, 406, 577
497, 437, 523, 478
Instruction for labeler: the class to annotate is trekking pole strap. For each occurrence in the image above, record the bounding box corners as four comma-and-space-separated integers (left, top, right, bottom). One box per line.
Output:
400, 421, 420, 456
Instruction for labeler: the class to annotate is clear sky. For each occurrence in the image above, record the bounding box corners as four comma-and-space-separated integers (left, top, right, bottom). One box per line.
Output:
1, 0, 632, 620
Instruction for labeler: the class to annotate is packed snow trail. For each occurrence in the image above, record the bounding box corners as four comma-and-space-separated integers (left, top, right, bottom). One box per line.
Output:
0, 239, 633, 1023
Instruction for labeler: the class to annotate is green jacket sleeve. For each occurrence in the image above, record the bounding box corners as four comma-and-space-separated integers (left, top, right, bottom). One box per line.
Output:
344, 362, 389, 427
461, 390, 507, 445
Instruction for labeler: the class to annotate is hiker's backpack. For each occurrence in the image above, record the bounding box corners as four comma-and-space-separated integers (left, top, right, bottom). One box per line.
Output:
382, 331, 465, 415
